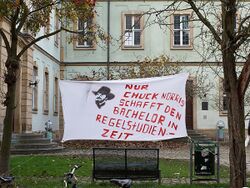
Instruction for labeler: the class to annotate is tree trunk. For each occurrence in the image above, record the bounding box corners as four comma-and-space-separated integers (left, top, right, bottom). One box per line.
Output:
0, 55, 19, 175
221, 1, 247, 186
223, 51, 247, 187
228, 89, 246, 188
0, 83, 16, 175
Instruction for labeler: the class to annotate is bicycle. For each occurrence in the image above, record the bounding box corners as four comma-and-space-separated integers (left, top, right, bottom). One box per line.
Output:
0, 175, 15, 188
63, 165, 81, 188
63, 164, 132, 188
110, 179, 132, 188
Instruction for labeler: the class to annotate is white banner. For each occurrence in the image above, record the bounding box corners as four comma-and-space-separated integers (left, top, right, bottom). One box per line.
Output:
60, 73, 189, 142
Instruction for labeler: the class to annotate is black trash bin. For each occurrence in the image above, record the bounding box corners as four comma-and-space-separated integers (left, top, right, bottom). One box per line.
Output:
190, 141, 219, 184
194, 143, 215, 176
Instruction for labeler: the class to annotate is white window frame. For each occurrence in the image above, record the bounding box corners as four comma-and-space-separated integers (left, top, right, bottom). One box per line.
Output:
53, 77, 59, 116
43, 69, 49, 114
171, 12, 193, 49
122, 12, 144, 49
54, 13, 59, 46
76, 18, 94, 48
44, 15, 51, 37
219, 78, 228, 115
32, 65, 38, 112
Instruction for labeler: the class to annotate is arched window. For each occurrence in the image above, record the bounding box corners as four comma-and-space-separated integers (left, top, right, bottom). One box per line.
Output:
53, 76, 59, 115
43, 68, 49, 114
32, 65, 38, 112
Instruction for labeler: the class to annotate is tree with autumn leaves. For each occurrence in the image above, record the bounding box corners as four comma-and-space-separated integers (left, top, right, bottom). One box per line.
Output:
0, 0, 95, 176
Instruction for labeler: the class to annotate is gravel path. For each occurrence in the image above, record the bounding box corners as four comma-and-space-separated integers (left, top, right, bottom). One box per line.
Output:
57, 143, 250, 172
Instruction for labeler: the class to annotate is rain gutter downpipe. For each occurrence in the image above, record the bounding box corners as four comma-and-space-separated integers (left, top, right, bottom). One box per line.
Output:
107, 0, 110, 80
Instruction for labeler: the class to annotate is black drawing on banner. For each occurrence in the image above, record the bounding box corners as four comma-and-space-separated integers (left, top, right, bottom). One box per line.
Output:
92, 86, 115, 109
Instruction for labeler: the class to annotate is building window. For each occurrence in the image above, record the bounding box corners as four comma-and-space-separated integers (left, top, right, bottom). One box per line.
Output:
44, 16, 51, 35
219, 78, 228, 115
43, 70, 49, 114
222, 92, 228, 111
53, 77, 59, 115
202, 101, 208, 110
54, 13, 59, 46
76, 18, 94, 48
171, 13, 193, 49
32, 66, 38, 112
217, 13, 241, 33
123, 13, 143, 49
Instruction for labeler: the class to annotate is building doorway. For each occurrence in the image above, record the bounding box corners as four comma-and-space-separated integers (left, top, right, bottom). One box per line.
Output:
186, 80, 193, 130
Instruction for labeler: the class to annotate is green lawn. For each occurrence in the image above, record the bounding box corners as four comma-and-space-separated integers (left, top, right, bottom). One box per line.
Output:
9, 155, 230, 187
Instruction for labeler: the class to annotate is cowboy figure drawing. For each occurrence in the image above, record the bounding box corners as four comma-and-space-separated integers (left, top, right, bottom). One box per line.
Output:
92, 86, 115, 109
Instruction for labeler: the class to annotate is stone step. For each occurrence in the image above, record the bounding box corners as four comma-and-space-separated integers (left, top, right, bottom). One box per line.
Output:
13, 142, 59, 149
171, 137, 189, 142
12, 133, 52, 145
187, 130, 212, 142
17, 137, 51, 144
191, 137, 212, 142
16, 133, 44, 139
165, 130, 212, 143
11, 146, 64, 155
157, 130, 212, 143
11, 133, 64, 155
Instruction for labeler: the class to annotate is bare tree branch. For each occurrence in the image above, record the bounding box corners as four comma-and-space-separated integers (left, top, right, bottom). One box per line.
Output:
0, 29, 11, 54
238, 53, 250, 96
185, 0, 222, 45
234, 33, 250, 50
17, 28, 62, 59
238, 15, 250, 33
234, 17, 250, 49
16, 1, 30, 33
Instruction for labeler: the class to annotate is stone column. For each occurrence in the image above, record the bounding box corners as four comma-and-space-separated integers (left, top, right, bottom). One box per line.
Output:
20, 48, 34, 133
59, 46, 65, 139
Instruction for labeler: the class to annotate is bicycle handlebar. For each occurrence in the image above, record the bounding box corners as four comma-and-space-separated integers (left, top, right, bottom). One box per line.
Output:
70, 165, 81, 174
74, 165, 81, 170
0, 176, 15, 185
